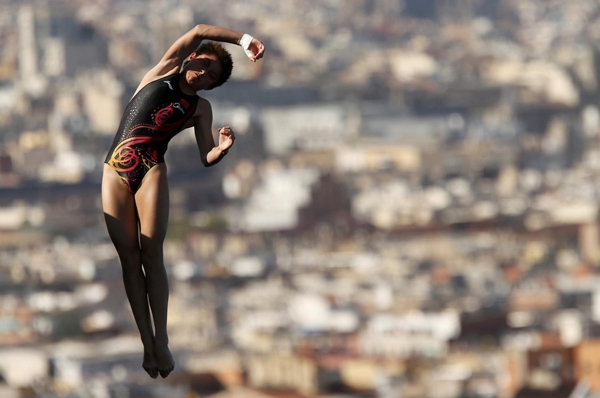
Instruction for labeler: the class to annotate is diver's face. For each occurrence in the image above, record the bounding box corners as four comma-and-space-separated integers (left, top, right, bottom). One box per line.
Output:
184, 53, 223, 91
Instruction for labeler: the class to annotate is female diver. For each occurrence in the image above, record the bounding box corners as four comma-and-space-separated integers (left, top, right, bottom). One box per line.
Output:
102, 24, 265, 379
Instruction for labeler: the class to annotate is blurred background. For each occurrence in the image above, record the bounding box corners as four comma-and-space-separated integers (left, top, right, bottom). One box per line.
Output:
2, 0, 600, 397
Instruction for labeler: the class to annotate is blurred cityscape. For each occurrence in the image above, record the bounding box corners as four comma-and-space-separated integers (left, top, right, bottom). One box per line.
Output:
4, 0, 600, 397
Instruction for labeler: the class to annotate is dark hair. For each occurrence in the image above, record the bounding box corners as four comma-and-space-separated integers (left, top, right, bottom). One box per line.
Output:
192, 41, 233, 89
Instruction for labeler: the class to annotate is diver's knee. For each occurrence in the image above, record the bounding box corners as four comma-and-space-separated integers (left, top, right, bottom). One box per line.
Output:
140, 243, 163, 265
116, 246, 142, 267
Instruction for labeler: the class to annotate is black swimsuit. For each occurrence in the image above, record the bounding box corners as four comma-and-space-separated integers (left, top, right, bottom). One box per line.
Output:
104, 73, 199, 193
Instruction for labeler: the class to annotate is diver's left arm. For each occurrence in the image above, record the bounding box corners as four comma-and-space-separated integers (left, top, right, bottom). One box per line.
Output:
193, 99, 235, 167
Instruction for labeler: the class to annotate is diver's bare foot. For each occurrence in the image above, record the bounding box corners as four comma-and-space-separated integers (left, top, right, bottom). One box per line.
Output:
142, 347, 158, 379
154, 341, 174, 378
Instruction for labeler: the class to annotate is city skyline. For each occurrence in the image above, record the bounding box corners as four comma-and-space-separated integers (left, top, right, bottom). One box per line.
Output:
1, 1, 600, 397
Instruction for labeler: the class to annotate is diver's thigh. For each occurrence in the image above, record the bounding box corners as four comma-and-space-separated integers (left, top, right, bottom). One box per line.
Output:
135, 163, 169, 244
102, 164, 139, 249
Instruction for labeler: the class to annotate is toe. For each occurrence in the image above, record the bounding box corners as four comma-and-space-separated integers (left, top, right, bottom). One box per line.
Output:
144, 367, 159, 379
159, 367, 173, 379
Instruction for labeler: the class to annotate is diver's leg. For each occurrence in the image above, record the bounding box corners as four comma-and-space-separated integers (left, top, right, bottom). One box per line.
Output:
102, 164, 158, 379
135, 163, 174, 378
